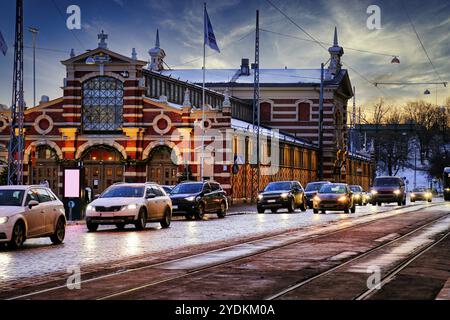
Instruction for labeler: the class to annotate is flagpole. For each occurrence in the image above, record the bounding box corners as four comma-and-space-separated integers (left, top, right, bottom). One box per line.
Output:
201, 2, 206, 181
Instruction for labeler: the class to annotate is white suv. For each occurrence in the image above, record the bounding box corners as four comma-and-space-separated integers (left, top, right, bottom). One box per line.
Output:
85, 183, 172, 232
0, 186, 66, 249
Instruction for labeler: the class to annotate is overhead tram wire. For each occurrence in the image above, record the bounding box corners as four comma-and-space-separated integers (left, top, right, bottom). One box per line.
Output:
402, 0, 444, 84
265, 0, 392, 99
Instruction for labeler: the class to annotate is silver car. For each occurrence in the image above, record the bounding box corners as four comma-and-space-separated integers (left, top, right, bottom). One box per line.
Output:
85, 183, 173, 231
0, 186, 67, 249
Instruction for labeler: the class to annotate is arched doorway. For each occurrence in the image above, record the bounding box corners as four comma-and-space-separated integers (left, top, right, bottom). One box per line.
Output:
81, 146, 125, 194
30, 145, 60, 193
146, 146, 178, 186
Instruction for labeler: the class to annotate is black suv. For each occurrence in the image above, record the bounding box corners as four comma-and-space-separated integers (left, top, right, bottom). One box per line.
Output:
170, 181, 228, 220
370, 176, 407, 206
257, 181, 307, 213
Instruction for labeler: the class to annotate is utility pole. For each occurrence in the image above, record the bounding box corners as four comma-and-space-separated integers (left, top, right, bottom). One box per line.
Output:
251, 10, 260, 202
8, 0, 25, 185
28, 27, 38, 107
318, 63, 324, 180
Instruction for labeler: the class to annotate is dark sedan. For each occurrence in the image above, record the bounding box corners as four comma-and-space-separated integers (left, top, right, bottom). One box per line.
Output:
349, 185, 367, 206
313, 183, 356, 214
304, 181, 331, 208
257, 181, 307, 213
410, 187, 432, 203
170, 181, 228, 220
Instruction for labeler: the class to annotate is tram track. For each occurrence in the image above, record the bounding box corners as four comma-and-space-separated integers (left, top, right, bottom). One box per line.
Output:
8, 202, 447, 300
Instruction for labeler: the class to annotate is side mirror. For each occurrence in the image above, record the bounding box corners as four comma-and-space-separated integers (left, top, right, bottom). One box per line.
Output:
28, 200, 39, 209
146, 193, 156, 199
94, 194, 100, 199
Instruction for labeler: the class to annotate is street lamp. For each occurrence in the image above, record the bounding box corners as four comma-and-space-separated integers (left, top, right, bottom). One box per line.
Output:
28, 27, 39, 107
391, 56, 400, 64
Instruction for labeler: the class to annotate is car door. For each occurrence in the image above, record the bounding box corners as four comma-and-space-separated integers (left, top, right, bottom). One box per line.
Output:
145, 187, 160, 220
34, 188, 55, 235
152, 186, 166, 219
23, 189, 45, 237
202, 183, 213, 211
292, 182, 303, 206
42, 189, 60, 234
210, 183, 221, 210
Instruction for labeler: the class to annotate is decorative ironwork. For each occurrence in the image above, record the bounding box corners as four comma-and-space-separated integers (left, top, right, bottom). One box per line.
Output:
82, 77, 123, 131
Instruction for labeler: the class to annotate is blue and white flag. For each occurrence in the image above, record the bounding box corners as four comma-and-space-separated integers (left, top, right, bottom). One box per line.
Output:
204, 6, 220, 53
0, 30, 7, 56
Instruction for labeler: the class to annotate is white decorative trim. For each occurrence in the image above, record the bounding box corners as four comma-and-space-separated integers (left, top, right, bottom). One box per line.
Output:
152, 113, 173, 135
75, 140, 127, 159
34, 114, 54, 135
24, 140, 63, 164
142, 140, 182, 164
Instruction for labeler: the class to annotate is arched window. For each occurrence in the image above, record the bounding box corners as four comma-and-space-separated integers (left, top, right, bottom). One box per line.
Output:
82, 77, 123, 131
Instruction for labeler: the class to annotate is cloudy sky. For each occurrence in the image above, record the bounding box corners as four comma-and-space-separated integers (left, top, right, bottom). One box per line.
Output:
0, 0, 448, 111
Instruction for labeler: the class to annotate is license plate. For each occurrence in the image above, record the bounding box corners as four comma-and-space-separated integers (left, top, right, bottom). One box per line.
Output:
100, 213, 114, 218
268, 200, 276, 203
172, 205, 178, 210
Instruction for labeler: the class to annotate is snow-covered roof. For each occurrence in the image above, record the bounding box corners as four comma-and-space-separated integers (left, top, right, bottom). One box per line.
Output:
160, 69, 334, 85
231, 118, 317, 149
348, 151, 371, 161
147, 97, 184, 110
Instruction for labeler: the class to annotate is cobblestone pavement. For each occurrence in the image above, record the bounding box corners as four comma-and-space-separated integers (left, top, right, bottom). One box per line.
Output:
0, 199, 443, 286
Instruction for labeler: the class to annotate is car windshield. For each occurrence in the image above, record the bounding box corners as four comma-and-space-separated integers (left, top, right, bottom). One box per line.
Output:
0, 190, 25, 206
350, 186, 362, 192
305, 183, 327, 192
264, 182, 291, 192
413, 188, 427, 192
319, 185, 346, 194
171, 183, 203, 194
101, 186, 145, 198
374, 178, 400, 186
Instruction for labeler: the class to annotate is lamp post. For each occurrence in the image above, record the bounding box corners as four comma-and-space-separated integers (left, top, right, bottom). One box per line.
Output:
318, 62, 325, 180
28, 27, 39, 107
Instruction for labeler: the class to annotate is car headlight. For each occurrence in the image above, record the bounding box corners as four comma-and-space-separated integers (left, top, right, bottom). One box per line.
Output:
87, 205, 94, 211
257, 194, 263, 200
280, 193, 289, 199
0, 217, 8, 224
185, 196, 196, 202
446, 188, 450, 192
338, 196, 348, 202
371, 190, 378, 195
394, 190, 401, 195
354, 194, 360, 199
124, 204, 138, 210
425, 193, 432, 198
410, 193, 415, 197
313, 196, 321, 202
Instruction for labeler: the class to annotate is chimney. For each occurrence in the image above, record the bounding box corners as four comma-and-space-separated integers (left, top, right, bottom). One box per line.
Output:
240, 58, 250, 76
40, 95, 50, 104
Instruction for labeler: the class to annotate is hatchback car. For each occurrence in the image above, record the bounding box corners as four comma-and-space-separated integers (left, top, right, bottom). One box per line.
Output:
170, 181, 228, 220
257, 181, 307, 213
349, 185, 368, 206
0, 186, 66, 249
304, 181, 331, 208
313, 183, 356, 214
410, 187, 432, 203
85, 183, 172, 232
370, 176, 406, 206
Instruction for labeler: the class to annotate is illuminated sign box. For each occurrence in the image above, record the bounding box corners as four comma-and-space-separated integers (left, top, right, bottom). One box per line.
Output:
64, 169, 81, 198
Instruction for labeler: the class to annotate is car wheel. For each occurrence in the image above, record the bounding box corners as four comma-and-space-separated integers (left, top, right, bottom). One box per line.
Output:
377, 202, 382, 206
299, 199, 307, 212
115, 223, 126, 230
313, 209, 319, 214
50, 217, 66, 245
321, 210, 326, 214
160, 207, 172, 228
195, 203, 205, 220
257, 206, 265, 214
344, 208, 349, 214
287, 198, 295, 213
428, 199, 432, 203
217, 201, 227, 219
402, 199, 406, 205
271, 208, 278, 213
397, 200, 402, 206
351, 205, 356, 214
9, 221, 25, 249
185, 213, 194, 220
87, 221, 98, 232
411, 199, 415, 203
135, 208, 147, 230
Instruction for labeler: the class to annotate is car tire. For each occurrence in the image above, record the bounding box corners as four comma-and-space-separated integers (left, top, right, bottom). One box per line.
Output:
217, 201, 227, 219
50, 217, 66, 245
160, 207, 172, 229
299, 199, 307, 212
428, 199, 432, 203
135, 208, 147, 231
377, 202, 382, 206
195, 203, 205, 220
351, 205, 356, 214
321, 210, 326, 214
115, 223, 126, 230
411, 199, 415, 203
287, 198, 295, 213
185, 213, 194, 220
344, 208, 349, 214
397, 200, 402, 206
87, 221, 98, 232
9, 221, 25, 249
313, 209, 319, 214
257, 206, 265, 214
402, 199, 406, 205
271, 208, 278, 213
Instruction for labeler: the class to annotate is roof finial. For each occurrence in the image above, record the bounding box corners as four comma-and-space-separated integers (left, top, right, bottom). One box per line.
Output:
131, 48, 137, 60
98, 30, 108, 49
70, 48, 75, 58
155, 29, 160, 48
333, 26, 338, 46
183, 88, 191, 107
